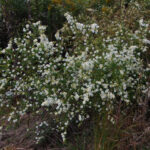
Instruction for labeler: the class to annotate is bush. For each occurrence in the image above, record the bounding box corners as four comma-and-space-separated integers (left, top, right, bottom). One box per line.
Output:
0, 8, 150, 145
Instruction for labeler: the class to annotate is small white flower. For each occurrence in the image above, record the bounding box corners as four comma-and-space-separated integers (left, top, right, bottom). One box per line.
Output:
99, 64, 103, 69
55, 31, 61, 40
120, 70, 124, 75
78, 115, 82, 121
82, 60, 94, 71
74, 93, 79, 100
26, 24, 29, 29
90, 23, 99, 34
23, 28, 26, 32
143, 39, 150, 45
76, 23, 84, 31
42, 97, 54, 106
129, 46, 137, 51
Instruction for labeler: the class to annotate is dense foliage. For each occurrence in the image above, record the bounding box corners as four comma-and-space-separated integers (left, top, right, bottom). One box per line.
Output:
0, 0, 150, 149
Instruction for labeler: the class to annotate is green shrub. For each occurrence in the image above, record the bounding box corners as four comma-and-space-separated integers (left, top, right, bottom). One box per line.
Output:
0, 9, 149, 145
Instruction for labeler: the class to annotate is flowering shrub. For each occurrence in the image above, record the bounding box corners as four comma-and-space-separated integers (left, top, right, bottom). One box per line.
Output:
0, 12, 149, 143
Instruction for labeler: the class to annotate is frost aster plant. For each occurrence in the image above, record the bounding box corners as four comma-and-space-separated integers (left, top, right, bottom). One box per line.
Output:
0, 13, 149, 142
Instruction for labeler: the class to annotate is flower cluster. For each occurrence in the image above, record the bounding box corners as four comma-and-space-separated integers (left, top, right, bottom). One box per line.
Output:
0, 13, 149, 142
0, 21, 56, 121
64, 12, 99, 34
35, 121, 49, 144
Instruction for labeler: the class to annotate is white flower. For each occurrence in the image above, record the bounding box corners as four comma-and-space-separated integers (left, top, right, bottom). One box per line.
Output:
64, 12, 74, 24
33, 21, 41, 27
26, 24, 29, 29
38, 25, 46, 32
103, 84, 108, 89
83, 94, 89, 104
74, 93, 79, 100
108, 92, 115, 99
62, 92, 67, 98
44, 89, 49, 95
6, 41, 12, 49
139, 19, 148, 27
99, 64, 103, 69
71, 83, 77, 89
101, 91, 106, 99
129, 46, 137, 51
23, 28, 26, 32
91, 23, 99, 34
13, 119, 18, 123
78, 115, 82, 121
42, 97, 54, 106
82, 60, 94, 71
55, 31, 61, 40
61, 132, 66, 142
76, 23, 84, 31
40, 34, 49, 43
120, 70, 124, 75
143, 39, 150, 45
